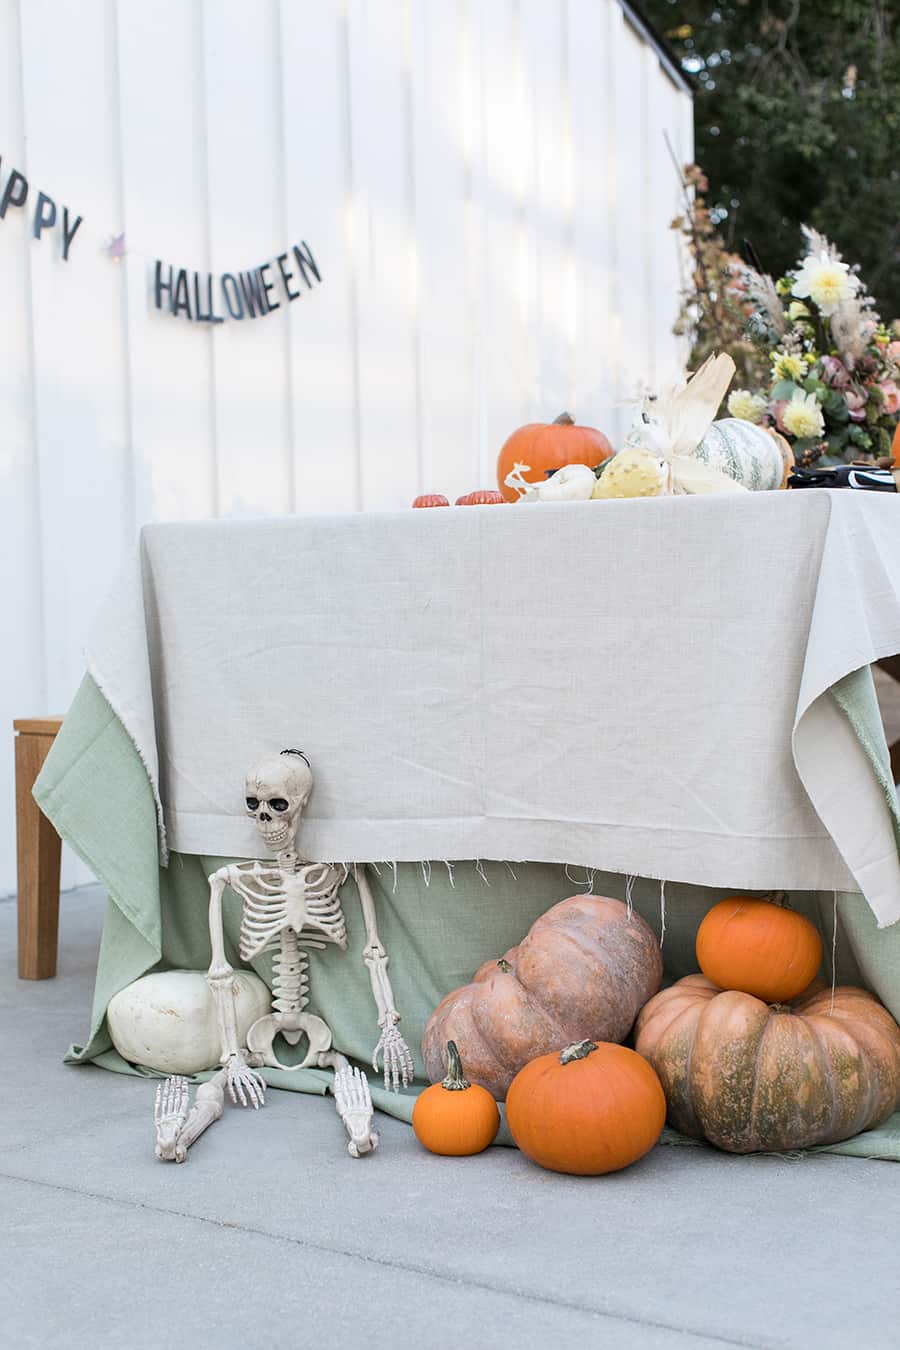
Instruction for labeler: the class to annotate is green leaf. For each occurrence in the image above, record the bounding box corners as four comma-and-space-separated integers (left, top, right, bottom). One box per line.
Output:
771, 380, 801, 401
823, 391, 850, 421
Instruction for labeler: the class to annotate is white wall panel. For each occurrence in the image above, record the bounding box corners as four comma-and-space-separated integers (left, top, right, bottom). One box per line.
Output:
0, 0, 691, 893
115, 0, 218, 524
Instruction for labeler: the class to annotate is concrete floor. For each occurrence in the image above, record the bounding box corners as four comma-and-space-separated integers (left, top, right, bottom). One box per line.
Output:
3, 888, 900, 1350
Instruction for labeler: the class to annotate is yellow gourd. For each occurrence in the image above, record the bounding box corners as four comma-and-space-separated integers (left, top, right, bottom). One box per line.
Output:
592, 448, 667, 499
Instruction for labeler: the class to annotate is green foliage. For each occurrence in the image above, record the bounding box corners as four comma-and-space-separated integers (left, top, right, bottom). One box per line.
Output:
642, 0, 900, 318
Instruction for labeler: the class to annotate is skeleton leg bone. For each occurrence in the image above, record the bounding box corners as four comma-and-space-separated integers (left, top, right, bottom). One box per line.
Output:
154, 1068, 228, 1163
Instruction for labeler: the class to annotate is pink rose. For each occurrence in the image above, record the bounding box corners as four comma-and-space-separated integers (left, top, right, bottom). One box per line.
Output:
879, 380, 900, 415
845, 390, 868, 423
821, 355, 850, 390
771, 400, 789, 434
888, 340, 900, 365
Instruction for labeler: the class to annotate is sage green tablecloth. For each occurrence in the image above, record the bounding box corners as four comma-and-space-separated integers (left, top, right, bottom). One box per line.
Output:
36, 674, 900, 1160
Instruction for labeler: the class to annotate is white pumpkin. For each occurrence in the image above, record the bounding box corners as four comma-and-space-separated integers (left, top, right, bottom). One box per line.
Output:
107, 968, 271, 1074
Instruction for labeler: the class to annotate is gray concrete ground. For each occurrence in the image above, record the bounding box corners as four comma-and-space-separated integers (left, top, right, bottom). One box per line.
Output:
2, 887, 899, 1350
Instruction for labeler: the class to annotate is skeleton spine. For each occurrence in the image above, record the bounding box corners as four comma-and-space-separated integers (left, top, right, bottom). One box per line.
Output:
271, 929, 309, 1013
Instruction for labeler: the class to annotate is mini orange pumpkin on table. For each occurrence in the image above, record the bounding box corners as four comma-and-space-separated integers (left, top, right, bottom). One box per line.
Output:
506, 1040, 666, 1175
412, 1040, 500, 1155
696, 893, 823, 1003
496, 413, 614, 502
455, 489, 507, 506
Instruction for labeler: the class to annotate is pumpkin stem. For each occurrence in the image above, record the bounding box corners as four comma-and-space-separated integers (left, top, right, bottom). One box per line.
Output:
560, 1039, 598, 1065
441, 1040, 470, 1091
553, 412, 575, 426
769, 1003, 792, 1014
768, 890, 789, 908
497, 958, 513, 973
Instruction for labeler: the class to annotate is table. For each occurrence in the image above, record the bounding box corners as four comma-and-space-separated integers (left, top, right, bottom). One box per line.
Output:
32, 490, 900, 1160
84, 489, 900, 921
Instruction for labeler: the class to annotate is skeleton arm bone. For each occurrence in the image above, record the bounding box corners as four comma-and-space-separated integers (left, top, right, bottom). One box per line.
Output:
206, 867, 266, 1108
353, 864, 414, 1090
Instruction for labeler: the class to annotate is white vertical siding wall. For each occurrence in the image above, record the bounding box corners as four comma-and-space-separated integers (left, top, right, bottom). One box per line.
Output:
0, 0, 692, 894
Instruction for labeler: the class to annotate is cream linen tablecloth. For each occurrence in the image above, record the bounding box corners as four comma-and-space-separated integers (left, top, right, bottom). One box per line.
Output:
88, 490, 900, 924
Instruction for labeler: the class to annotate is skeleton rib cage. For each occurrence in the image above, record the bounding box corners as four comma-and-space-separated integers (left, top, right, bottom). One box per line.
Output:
228, 860, 349, 1012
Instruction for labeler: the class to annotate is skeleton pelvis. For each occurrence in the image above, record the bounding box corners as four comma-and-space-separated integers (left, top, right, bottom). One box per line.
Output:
246, 1009, 333, 1070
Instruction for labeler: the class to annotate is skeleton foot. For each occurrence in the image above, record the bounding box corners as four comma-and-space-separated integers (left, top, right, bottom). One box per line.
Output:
153, 1069, 228, 1163
154, 1076, 189, 1161
331, 1061, 379, 1158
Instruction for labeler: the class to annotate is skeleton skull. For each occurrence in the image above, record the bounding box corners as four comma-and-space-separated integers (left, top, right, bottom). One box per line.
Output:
245, 750, 313, 852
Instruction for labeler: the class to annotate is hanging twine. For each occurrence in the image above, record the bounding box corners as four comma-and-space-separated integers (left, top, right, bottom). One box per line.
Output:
830, 890, 839, 1014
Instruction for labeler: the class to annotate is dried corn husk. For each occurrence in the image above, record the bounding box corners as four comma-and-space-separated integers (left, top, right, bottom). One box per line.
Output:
625, 354, 748, 495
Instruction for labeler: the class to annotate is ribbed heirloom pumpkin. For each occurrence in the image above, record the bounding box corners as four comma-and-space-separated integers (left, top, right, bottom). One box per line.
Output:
635, 975, 900, 1153
422, 896, 663, 1100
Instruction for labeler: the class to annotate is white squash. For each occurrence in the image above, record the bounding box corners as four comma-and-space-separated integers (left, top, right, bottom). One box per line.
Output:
107, 968, 271, 1074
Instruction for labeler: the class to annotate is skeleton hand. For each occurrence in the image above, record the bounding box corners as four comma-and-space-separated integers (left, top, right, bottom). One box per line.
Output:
225, 1053, 266, 1109
372, 1017, 415, 1092
154, 1076, 189, 1162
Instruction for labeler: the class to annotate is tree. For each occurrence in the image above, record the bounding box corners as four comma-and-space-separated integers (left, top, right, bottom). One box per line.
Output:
641, 0, 900, 319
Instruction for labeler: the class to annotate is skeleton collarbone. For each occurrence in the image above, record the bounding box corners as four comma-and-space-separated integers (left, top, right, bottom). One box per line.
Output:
230, 858, 348, 962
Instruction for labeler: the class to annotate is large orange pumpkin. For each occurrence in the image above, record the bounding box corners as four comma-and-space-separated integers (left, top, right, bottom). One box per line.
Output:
892, 419, 900, 467
696, 894, 823, 1003
496, 413, 614, 501
506, 1039, 666, 1175
421, 896, 662, 1099
412, 1040, 500, 1155
635, 975, 900, 1153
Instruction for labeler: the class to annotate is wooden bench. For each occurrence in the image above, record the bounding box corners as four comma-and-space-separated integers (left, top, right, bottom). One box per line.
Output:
14, 718, 63, 979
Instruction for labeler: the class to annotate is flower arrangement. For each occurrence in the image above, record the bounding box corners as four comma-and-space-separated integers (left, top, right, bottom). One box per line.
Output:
727, 229, 900, 466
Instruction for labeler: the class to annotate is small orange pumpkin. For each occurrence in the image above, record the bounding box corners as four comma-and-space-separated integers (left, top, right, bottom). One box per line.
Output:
412, 1040, 500, 1155
412, 493, 450, 508
455, 489, 507, 506
892, 419, 900, 467
505, 1040, 666, 1175
696, 894, 823, 1003
497, 412, 614, 502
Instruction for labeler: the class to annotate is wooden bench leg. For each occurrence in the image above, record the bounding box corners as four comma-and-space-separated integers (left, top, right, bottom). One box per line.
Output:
15, 731, 62, 979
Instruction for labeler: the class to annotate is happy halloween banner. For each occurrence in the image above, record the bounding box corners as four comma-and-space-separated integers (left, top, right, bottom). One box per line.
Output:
0, 153, 322, 323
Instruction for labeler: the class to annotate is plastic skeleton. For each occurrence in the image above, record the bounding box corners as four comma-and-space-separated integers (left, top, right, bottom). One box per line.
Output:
154, 749, 414, 1162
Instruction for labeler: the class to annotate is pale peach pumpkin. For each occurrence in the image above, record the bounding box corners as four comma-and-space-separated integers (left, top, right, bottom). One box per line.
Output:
635, 974, 900, 1153
422, 896, 663, 1100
